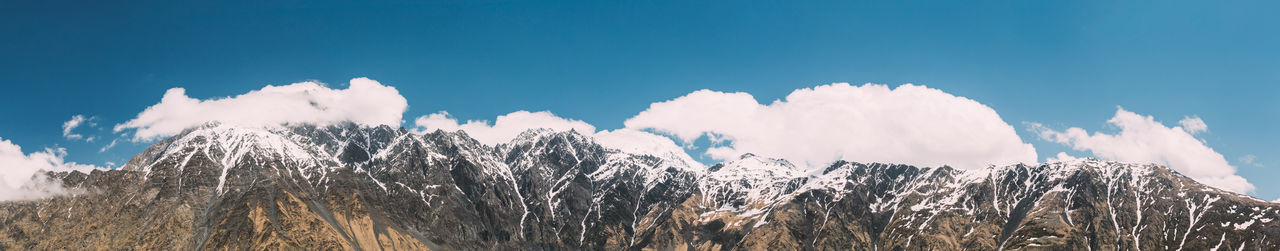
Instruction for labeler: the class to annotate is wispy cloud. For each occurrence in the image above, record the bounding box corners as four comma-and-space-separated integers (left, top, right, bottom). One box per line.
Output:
1240, 154, 1264, 167
61, 115, 97, 142
99, 138, 119, 153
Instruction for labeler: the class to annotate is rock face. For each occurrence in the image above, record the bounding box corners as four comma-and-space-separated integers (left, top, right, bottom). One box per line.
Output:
1, 123, 1277, 250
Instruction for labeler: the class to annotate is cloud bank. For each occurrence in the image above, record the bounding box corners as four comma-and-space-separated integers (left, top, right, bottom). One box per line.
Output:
0, 137, 98, 201
115, 78, 408, 141
1031, 107, 1253, 193
622, 83, 1038, 169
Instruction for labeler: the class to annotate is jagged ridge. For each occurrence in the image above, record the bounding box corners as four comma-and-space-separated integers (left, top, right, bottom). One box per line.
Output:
0, 123, 1277, 250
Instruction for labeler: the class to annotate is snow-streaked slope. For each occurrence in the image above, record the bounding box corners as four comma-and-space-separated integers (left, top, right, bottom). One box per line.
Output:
501, 129, 705, 187
693, 154, 805, 229
27, 123, 1276, 250
699, 154, 802, 210
121, 123, 340, 194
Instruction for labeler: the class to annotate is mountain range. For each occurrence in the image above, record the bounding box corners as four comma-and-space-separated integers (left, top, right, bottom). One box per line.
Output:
1, 123, 1276, 250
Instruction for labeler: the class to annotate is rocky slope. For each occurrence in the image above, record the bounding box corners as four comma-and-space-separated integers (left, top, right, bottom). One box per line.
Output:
1, 123, 1277, 250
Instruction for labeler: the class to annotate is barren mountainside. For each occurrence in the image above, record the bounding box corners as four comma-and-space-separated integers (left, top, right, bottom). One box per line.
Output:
1, 123, 1277, 250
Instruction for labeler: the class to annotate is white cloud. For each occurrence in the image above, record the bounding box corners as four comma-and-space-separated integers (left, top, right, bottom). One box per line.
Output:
1031, 107, 1253, 193
1046, 152, 1079, 163
61, 115, 95, 141
1179, 115, 1208, 134
114, 77, 408, 141
414, 110, 596, 146
622, 83, 1038, 169
0, 137, 98, 201
99, 138, 118, 153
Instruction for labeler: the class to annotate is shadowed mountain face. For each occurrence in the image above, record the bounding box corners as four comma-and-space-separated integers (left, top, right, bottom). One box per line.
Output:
1, 123, 1276, 250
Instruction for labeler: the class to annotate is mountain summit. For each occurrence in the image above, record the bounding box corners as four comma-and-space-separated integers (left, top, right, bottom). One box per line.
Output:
1, 124, 1276, 250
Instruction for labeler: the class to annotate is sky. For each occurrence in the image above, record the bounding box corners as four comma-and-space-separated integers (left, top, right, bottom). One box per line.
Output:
1, 1, 1277, 198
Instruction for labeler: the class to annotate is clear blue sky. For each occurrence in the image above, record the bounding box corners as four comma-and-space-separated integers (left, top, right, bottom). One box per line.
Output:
1, 1, 1277, 197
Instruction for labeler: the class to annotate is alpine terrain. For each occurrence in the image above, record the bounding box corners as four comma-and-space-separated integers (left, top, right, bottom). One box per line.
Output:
1, 123, 1277, 250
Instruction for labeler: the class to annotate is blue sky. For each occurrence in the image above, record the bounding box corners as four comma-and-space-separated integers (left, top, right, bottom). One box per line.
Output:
1, 1, 1277, 197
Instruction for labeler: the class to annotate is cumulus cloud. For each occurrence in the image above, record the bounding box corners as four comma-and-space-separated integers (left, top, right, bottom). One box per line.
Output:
622, 83, 1038, 169
114, 78, 408, 141
0, 137, 98, 201
414, 111, 596, 146
62, 115, 96, 141
1031, 107, 1253, 193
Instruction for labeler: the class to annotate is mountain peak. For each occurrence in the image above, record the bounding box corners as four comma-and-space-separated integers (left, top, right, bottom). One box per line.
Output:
505, 128, 591, 148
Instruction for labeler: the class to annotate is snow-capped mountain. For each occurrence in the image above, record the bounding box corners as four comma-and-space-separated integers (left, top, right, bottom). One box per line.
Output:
1, 123, 1277, 250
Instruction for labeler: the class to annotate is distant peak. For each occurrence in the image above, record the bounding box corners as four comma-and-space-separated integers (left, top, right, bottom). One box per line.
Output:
508, 128, 590, 146
732, 153, 794, 167
713, 153, 798, 174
